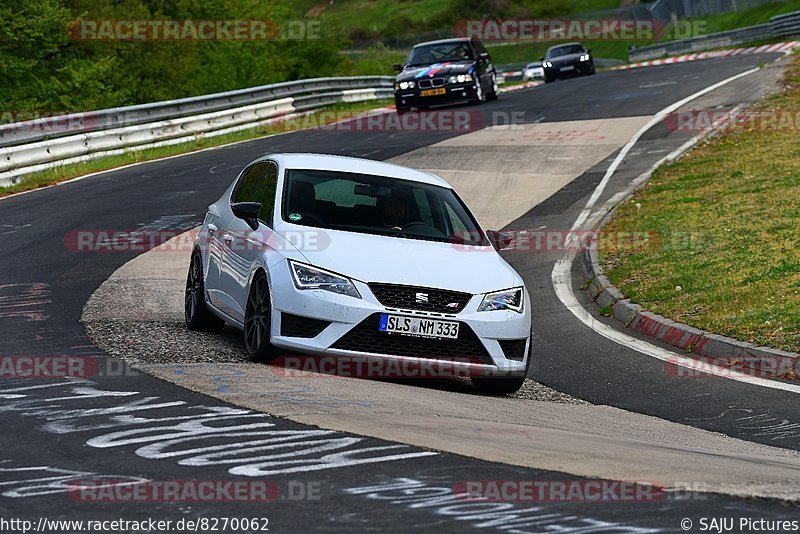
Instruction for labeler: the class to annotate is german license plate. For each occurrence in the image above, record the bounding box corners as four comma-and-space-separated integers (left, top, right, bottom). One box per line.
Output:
420, 88, 446, 97
378, 314, 459, 339
560, 65, 575, 72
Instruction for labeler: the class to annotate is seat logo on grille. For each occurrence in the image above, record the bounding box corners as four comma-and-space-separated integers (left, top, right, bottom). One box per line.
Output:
415, 292, 429, 303
446, 302, 460, 308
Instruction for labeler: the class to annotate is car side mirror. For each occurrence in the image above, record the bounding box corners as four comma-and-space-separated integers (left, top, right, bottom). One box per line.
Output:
539, 56, 545, 61
232, 202, 262, 231
486, 230, 512, 251
586, 48, 591, 54
392, 64, 403, 72
479, 51, 489, 59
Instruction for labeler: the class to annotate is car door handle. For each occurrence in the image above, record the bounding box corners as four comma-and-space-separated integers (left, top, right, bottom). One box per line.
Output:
207, 223, 217, 233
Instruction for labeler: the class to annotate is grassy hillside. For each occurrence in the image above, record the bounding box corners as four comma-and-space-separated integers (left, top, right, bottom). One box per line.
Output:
322, 0, 800, 70
296, 0, 625, 42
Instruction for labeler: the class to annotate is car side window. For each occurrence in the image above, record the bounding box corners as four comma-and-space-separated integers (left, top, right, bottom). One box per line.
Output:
232, 161, 278, 225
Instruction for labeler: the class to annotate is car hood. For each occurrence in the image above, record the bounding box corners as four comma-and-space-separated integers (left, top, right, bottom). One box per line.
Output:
396, 61, 475, 82
283, 227, 520, 294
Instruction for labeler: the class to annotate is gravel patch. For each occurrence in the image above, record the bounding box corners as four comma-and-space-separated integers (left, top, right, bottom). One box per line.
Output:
512, 379, 589, 404
83, 320, 248, 366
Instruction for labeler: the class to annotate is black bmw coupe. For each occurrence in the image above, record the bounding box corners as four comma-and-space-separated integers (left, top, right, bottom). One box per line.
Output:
393, 37, 498, 112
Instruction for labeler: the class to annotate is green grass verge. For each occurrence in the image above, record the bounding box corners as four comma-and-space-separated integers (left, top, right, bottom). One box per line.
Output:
600, 56, 800, 353
693, 0, 800, 34
0, 99, 393, 198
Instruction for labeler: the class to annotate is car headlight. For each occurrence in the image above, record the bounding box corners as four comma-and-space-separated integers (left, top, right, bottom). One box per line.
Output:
447, 74, 471, 84
289, 260, 361, 299
398, 81, 414, 90
478, 287, 524, 313
543, 61, 553, 68
580, 54, 590, 62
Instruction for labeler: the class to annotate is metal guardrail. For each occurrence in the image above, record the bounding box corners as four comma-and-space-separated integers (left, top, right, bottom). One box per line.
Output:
629, 10, 800, 62
0, 76, 394, 187
771, 10, 800, 38
0, 76, 393, 148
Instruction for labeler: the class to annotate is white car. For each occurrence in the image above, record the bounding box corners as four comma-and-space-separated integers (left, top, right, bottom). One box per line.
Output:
523, 62, 545, 81
185, 153, 532, 393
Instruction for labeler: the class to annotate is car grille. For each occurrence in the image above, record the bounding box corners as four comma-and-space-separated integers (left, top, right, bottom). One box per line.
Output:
498, 338, 528, 362
331, 313, 492, 365
280, 313, 331, 338
417, 77, 445, 89
368, 283, 472, 314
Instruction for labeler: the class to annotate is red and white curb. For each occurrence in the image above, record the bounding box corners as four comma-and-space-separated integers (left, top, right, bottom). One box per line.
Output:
614, 41, 800, 70
499, 80, 542, 92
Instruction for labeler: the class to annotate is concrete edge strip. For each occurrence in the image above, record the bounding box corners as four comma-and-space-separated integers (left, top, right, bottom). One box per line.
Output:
553, 57, 800, 394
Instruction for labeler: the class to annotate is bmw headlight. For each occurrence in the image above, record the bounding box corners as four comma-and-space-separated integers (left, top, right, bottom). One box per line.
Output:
478, 287, 524, 313
579, 54, 590, 62
289, 260, 361, 299
543, 61, 553, 68
398, 81, 414, 90
447, 74, 471, 84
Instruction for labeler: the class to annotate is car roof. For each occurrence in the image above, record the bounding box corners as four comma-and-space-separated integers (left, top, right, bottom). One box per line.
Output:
413, 37, 472, 48
262, 153, 451, 188
548, 42, 583, 50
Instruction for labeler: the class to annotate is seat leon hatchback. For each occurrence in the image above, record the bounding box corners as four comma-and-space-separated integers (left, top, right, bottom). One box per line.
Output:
185, 153, 532, 394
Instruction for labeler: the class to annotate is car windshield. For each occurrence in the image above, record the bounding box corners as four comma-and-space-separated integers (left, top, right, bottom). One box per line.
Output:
547, 44, 584, 58
282, 169, 488, 246
405, 42, 473, 66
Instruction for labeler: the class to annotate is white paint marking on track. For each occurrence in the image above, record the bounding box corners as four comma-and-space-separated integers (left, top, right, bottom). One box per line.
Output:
552, 64, 800, 395
566, 66, 758, 236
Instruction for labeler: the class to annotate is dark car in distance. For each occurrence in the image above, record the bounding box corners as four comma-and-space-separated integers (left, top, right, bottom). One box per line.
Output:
393, 37, 498, 112
541, 42, 595, 83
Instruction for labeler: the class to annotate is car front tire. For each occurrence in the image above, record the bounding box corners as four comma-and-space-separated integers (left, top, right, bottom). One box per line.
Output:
486, 73, 499, 100
244, 270, 276, 362
185, 250, 225, 331
470, 78, 486, 104
471, 338, 532, 395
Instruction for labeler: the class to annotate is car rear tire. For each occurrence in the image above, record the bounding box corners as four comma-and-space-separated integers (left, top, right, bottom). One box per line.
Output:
244, 271, 276, 362
487, 73, 499, 101
185, 250, 225, 331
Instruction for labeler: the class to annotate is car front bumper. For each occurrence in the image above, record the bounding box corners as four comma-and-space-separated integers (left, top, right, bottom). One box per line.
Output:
394, 83, 480, 109
545, 62, 593, 78
267, 261, 531, 376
